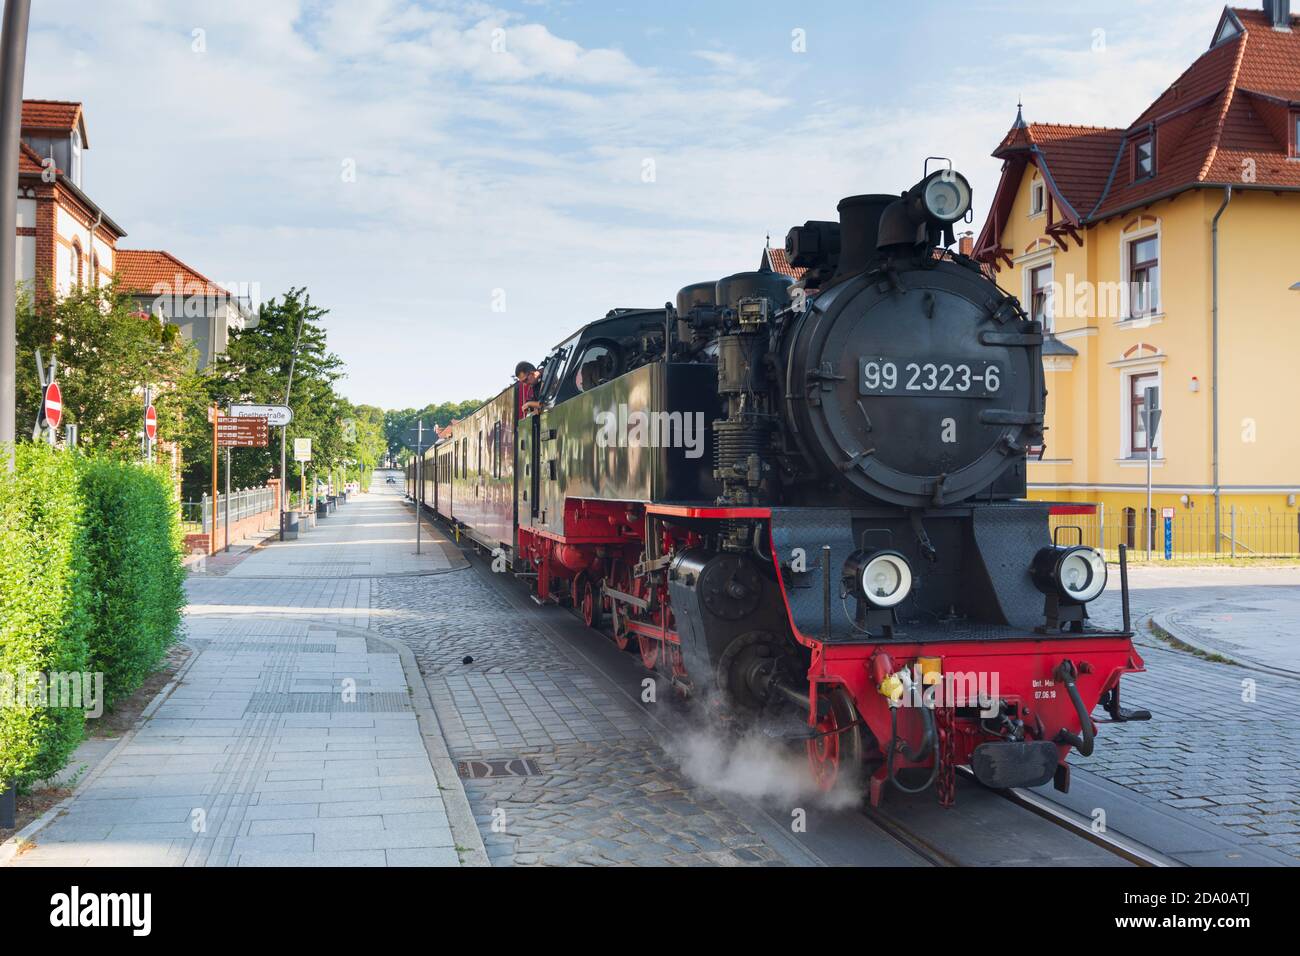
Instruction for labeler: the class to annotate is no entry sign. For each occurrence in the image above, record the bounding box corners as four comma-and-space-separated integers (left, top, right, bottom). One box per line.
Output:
145, 404, 158, 441
43, 381, 62, 429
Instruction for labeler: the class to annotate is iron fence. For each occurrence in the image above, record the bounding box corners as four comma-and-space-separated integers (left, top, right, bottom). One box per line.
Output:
1048, 504, 1300, 560
181, 485, 276, 534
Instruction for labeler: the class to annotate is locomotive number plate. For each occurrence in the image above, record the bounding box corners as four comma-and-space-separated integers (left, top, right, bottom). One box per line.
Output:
858, 357, 1001, 398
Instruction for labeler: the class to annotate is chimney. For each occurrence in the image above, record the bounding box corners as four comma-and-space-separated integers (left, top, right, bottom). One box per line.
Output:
958, 232, 974, 257
1264, 0, 1292, 29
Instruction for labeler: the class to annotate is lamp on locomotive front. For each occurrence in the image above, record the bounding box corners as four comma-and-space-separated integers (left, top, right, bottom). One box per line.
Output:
1031, 544, 1108, 633
843, 548, 913, 638
876, 166, 974, 251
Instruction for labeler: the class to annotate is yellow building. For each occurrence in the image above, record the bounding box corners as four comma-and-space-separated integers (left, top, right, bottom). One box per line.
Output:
974, 3, 1300, 557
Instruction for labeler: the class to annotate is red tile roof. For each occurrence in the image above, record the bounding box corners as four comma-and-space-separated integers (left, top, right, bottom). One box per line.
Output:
114, 249, 230, 298
978, 4, 1300, 257
21, 99, 85, 144
994, 123, 1127, 221
18, 140, 44, 175
762, 245, 808, 279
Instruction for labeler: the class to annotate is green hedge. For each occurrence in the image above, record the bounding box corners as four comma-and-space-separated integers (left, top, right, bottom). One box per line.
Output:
79, 459, 185, 708
1, 447, 185, 792
0, 444, 92, 788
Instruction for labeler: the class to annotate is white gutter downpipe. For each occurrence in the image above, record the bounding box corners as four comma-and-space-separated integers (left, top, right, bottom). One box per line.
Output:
1211, 185, 1232, 552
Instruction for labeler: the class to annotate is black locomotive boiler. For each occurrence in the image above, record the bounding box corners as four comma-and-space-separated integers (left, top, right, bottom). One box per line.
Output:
410, 164, 1148, 806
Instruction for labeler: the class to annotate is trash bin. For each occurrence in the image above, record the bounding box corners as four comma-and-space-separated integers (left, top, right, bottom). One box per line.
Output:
281, 511, 299, 541
317, 500, 328, 518
328, 496, 337, 513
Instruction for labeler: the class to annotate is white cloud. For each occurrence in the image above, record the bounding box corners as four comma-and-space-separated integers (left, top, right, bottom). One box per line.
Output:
23, 0, 1233, 408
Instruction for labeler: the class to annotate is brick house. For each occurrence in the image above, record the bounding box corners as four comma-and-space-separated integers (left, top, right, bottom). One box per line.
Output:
16, 99, 126, 299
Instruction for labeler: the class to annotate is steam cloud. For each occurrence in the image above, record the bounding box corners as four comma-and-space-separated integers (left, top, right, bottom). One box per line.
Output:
667, 725, 864, 812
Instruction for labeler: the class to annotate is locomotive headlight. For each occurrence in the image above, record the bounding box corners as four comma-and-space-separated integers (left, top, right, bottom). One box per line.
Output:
921, 171, 972, 223
844, 549, 913, 608
1031, 545, 1108, 604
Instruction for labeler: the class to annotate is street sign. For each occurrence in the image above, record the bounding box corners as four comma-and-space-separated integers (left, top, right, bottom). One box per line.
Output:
231, 403, 293, 427
217, 415, 269, 448
144, 404, 157, 441
294, 438, 312, 462
43, 381, 62, 429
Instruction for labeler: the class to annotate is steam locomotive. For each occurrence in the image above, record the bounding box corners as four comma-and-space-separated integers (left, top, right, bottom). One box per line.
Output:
408, 163, 1149, 806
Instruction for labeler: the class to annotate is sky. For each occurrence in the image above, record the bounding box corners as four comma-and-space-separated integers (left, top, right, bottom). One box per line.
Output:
26, 0, 1231, 409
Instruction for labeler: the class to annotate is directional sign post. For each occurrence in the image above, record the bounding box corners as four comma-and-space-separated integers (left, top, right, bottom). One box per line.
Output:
217, 416, 269, 448
294, 438, 311, 518
230, 403, 292, 427
232, 404, 294, 540
1142, 387, 1162, 561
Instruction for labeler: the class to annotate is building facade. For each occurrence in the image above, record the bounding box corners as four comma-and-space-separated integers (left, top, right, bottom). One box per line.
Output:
114, 249, 256, 369
16, 100, 126, 298
974, 2, 1300, 554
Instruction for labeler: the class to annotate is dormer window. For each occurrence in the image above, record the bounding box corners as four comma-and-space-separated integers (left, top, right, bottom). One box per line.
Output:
1030, 180, 1046, 216
1133, 136, 1155, 180
1292, 111, 1300, 158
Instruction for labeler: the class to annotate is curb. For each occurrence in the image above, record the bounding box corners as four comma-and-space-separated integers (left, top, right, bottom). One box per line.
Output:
0, 643, 202, 867
1149, 612, 1300, 681
367, 630, 490, 867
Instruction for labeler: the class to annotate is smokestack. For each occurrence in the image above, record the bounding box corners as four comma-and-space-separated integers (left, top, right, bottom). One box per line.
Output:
1264, 0, 1292, 29
832, 194, 895, 281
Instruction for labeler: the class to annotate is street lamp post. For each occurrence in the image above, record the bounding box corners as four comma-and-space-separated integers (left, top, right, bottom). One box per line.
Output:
0, 0, 31, 475
279, 306, 306, 539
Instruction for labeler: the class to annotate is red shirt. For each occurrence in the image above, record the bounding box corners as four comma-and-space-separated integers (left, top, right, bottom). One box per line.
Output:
517, 378, 535, 418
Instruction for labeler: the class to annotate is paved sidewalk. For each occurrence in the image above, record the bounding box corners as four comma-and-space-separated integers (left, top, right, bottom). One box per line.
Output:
6, 489, 481, 867
1132, 567, 1300, 675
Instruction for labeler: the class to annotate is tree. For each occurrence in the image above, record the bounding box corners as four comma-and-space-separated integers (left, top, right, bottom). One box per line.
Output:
16, 283, 207, 458
384, 399, 481, 460
190, 288, 345, 497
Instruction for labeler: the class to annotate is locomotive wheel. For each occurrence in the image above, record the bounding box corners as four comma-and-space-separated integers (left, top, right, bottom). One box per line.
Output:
578, 576, 601, 630
808, 686, 863, 793
612, 609, 634, 651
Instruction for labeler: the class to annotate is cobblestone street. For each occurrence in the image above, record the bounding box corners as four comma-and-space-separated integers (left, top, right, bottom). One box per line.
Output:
372, 517, 806, 866
1077, 569, 1300, 860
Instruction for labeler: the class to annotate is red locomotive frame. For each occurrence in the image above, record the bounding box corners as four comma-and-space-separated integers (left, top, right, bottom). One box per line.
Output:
493, 493, 1144, 807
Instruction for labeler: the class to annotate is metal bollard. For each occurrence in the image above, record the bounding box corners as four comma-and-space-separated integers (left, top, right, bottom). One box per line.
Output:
0, 778, 15, 829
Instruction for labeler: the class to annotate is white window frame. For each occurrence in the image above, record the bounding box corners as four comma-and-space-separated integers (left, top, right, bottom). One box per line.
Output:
1120, 365, 1164, 461
1022, 252, 1055, 333
70, 129, 82, 187
1118, 222, 1162, 324
1029, 179, 1046, 217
